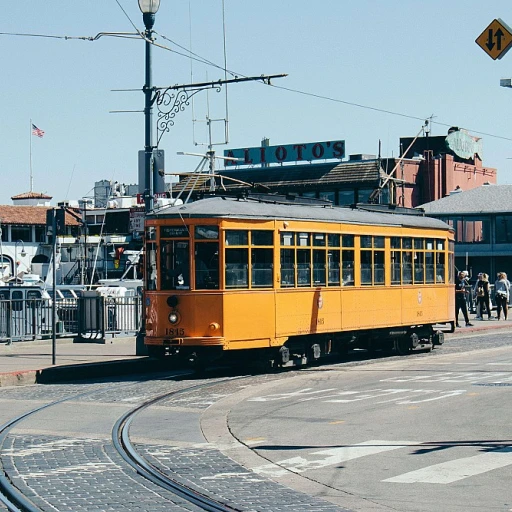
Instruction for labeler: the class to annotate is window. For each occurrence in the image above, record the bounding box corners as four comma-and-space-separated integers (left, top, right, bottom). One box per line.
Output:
338, 190, 354, 205
328, 249, 340, 285
360, 236, 385, 286
225, 230, 248, 288
195, 242, 219, 289
11, 226, 32, 243
319, 191, 335, 203
442, 216, 490, 243
194, 226, 219, 289
160, 240, 190, 290
146, 242, 157, 290
280, 249, 295, 287
251, 231, 273, 288
495, 215, 512, 243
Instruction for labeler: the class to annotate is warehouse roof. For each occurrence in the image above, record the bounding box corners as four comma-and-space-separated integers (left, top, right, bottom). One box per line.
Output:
419, 184, 512, 215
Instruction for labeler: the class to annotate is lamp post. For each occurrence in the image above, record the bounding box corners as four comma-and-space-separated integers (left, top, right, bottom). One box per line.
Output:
14, 239, 27, 282
138, 0, 161, 214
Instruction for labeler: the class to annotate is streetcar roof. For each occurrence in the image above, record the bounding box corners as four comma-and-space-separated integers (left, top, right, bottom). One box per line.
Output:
149, 196, 451, 231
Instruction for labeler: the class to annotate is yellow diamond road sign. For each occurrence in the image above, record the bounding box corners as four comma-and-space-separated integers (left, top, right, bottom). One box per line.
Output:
476, 18, 512, 60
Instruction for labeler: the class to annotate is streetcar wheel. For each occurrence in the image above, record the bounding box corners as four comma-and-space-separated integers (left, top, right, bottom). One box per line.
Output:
394, 338, 411, 356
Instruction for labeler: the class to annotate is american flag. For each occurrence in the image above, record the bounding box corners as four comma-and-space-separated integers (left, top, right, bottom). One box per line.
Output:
31, 123, 45, 138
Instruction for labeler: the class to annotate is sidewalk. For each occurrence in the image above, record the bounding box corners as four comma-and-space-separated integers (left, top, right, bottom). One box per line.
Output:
0, 335, 149, 388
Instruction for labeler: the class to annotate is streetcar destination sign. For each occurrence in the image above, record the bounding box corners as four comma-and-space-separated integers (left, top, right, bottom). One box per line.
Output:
224, 139, 345, 167
475, 18, 512, 60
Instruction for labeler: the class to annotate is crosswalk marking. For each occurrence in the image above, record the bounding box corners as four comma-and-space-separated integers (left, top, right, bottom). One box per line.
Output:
384, 447, 512, 484
254, 440, 415, 477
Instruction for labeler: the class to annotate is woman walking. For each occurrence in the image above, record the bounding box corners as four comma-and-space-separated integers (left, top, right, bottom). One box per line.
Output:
474, 272, 492, 320
494, 272, 510, 320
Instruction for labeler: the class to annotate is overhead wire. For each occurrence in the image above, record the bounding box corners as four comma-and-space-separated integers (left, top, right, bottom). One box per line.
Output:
3, 2, 512, 144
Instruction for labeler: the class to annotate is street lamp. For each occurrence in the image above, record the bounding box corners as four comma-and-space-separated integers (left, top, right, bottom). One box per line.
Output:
138, 0, 161, 214
14, 239, 27, 282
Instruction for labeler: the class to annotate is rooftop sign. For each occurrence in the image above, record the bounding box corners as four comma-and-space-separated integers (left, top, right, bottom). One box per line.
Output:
445, 130, 482, 160
224, 140, 345, 167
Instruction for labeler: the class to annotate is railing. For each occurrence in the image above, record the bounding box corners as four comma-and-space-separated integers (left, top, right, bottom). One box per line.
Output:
0, 296, 142, 343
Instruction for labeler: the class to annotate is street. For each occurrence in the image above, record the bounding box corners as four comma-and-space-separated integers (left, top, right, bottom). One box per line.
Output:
0, 330, 510, 511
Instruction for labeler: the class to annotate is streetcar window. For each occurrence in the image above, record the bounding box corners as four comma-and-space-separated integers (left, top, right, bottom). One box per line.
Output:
391, 237, 401, 249
414, 252, 425, 284
328, 234, 340, 247
402, 237, 412, 249
280, 249, 295, 287
298, 233, 310, 247
297, 249, 311, 286
225, 249, 248, 288
160, 240, 190, 290
146, 242, 157, 291
251, 248, 273, 287
281, 233, 295, 246
313, 249, 326, 285
361, 235, 372, 249
195, 226, 219, 240
426, 250, 435, 283
437, 252, 446, 283
361, 251, 372, 285
252, 231, 273, 246
313, 233, 326, 247
402, 251, 413, 284
342, 250, 354, 286
225, 230, 248, 246
361, 236, 385, 286
342, 234, 354, 247
328, 250, 340, 285
195, 242, 219, 289
391, 251, 401, 284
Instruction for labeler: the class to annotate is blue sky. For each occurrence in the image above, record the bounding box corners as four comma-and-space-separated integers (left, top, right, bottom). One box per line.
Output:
2, 1, 512, 205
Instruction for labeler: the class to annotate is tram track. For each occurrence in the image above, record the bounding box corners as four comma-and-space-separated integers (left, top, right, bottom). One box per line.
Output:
0, 372, 251, 512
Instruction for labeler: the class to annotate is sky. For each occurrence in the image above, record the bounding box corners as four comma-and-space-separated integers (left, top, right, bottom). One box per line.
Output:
2, 1, 512, 205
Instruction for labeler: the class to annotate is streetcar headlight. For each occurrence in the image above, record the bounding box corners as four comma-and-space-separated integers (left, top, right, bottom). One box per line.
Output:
168, 312, 180, 324
209, 322, 220, 332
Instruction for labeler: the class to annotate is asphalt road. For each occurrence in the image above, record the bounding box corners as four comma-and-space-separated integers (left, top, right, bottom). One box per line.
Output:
217, 331, 512, 512
0, 330, 510, 512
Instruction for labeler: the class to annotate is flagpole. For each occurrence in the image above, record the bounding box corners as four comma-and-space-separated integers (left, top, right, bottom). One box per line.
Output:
29, 119, 33, 192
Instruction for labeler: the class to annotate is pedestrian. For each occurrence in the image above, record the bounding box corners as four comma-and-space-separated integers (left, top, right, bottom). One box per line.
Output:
455, 270, 473, 328
474, 272, 492, 320
494, 272, 510, 320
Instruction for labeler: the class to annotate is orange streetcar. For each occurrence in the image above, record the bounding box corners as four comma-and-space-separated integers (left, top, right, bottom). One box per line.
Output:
143, 195, 455, 367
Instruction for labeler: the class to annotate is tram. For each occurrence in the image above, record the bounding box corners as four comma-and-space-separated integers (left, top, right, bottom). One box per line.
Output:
143, 194, 455, 366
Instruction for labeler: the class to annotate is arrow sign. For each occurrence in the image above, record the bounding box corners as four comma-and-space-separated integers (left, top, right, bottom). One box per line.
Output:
476, 19, 512, 60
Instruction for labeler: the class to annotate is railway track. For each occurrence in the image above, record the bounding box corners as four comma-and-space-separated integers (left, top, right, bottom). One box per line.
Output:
0, 374, 250, 512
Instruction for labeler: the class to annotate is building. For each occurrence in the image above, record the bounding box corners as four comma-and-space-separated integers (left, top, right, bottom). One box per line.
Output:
0, 193, 81, 283
177, 128, 496, 208
419, 183, 512, 280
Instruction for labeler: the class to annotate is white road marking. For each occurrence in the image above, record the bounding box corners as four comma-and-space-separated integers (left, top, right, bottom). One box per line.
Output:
254, 440, 416, 477
384, 447, 512, 484
4, 439, 96, 457
22, 462, 116, 478
248, 388, 338, 402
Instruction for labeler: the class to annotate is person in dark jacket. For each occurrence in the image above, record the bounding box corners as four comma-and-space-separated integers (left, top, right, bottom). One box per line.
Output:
455, 271, 473, 327
474, 272, 491, 320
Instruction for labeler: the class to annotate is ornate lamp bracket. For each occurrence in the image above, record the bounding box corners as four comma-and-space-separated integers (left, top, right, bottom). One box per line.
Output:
155, 85, 221, 146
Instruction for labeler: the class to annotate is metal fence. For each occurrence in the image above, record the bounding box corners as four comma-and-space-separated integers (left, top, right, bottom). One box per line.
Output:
0, 296, 142, 343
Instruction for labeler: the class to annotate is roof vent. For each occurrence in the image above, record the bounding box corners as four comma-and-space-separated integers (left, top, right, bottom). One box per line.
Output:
348, 154, 376, 161
449, 185, 463, 195
482, 181, 492, 186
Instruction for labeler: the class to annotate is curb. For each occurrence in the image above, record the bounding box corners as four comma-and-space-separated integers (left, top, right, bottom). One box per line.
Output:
0, 357, 161, 388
